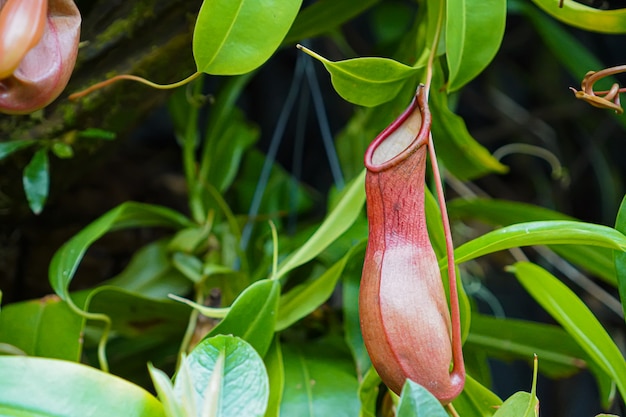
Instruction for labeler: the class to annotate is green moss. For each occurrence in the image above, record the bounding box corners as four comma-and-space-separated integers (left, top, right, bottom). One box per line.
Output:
93, 0, 158, 48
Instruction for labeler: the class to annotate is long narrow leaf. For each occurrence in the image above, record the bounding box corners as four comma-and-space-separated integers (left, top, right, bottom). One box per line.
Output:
511, 262, 626, 401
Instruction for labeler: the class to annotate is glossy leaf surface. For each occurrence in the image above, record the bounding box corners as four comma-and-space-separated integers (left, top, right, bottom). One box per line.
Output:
613, 195, 626, 318
0, 356, 165, 417
512, 262, 626, 401
396, 380, 448, 417
446, 0, 506, 91
452, 375, 502, 417
530, 0, 626, 34
193, 0, 302, 75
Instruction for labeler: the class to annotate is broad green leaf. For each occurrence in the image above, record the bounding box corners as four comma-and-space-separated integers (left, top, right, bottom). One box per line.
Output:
193, 0, 302, 75
613, 195, 626, 319
451, 220, 626, 266
492, 392, 538, 417
430, 69, 507, 181
449, 198, 618, 285
264, 337, 284, 417
22, 148, 49, 214
446, 0, 506, 91
0, 140, 36, 160
177, 335, 269, 417
49, 202, 193, 309
466, 315, 587, 378
277, 169, 365, 278
284, 0, 380, 44
0, 356, 165, 417
452, 374, 502, 417
105, 240, 192, 299
511, 262, 626, 401
280, 338, 359, 416
358, 367, 381, 417
208, 279, 280, 357
396, 380, 448, 417
299, 46, 421, 107
275, 241, 366, 331
529, 0, 626, 34
0, 296, 83, 361
171, 252, 204, 283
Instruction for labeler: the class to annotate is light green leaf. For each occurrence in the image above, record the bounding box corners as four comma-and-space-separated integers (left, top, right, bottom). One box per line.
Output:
280, 338, 359, 416
264, 337, 284, 417
511, 262, 626, 401
208, 279, 280, 357
299, 45, 422, 107
51, 142, 74, 159
358, 367, 381, 417
275, 241, 365, 331
452, 374, 502, 417
396, 380, 448, 417
277, 169, 365, 278
148, 363, 186, 417
446, 0, 507, 91
0, 296, 83, 361
0, 356, 165, 417
23, 148, 49, 214
492, 392, 538, 417
529, 0, 626, 34
0, 140, 36, 160
451, 220, 626, 266
177, 335, 269, 417
613, 194, 626, 319
193, 0, 303, 75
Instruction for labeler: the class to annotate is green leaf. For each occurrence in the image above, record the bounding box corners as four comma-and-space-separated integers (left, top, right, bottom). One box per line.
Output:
299, 46, 421, 107
343, 251, 371, 379
280, 338, 359, 416
0, 296, 83, 361
511, 262, 626, 401
358, 367, 381, 417
51, 142, 74, 159
449, 198, 618, 285
492, 392, 538, 417
0, 356, 165, 417
193, 0, 303, 75
613, 195, 626, 319
22, 148, 49, 214
77, 128, 117, 140
285, 0, 380, 44
452, 374, 502, 417
275, 241, 366, 331
430, 69, 507, 181
264, 337, 284, 417
466, 315, 587, 378
148, 363, 186, 417
446, 0, 507, 91
529, 0, 626, 34
178, 335, 269, 417
396, 380, 448, 417
0, 140, 36, 160
451, 220, 626, 266
207, 279, 280, 357
277, 169, 365, 278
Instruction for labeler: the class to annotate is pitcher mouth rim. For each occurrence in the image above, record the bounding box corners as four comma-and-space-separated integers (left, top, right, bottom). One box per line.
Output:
364, 84, 431, 173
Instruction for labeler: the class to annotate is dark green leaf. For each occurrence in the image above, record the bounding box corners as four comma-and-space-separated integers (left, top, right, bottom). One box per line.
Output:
446, 0, 507, 91
0, 296, 83, 361
396, 380, 448, 417
280, 338, 359, 416
264, 337, 284, 417
511, 262, 626, 401
0, 356, 165, 417
0, 140, 36, 160
430, 70, 507, 181
276, 241, 365, 331
23, 148, 49, 214
208, 279, 280, 357
193, 0, 303, 75
285, 0, 380, 44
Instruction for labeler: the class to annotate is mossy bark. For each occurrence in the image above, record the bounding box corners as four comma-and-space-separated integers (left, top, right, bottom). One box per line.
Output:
0, 0, 202, 216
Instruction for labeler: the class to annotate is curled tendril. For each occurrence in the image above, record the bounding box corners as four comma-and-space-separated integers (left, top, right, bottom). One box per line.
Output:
570, 65, 626, 114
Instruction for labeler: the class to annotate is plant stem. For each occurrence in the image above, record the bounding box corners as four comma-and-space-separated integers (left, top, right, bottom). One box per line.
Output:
423, 0, 445, 97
